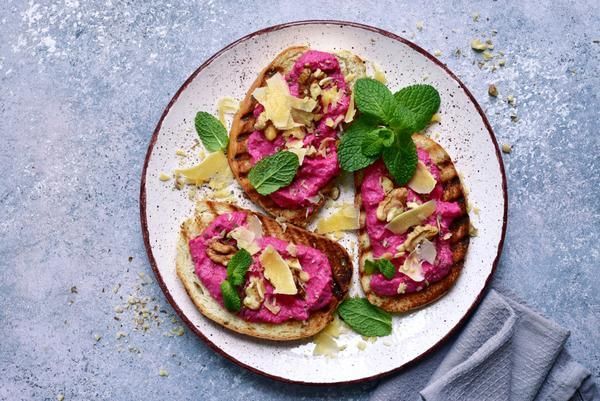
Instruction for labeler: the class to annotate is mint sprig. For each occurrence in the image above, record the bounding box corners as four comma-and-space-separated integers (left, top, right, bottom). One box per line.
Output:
337, 298, 392, 337
338, 78, 440, 185
364, 258, 396, 279
248, 151, 300, 195
226, 249, 253, 286
195, 111, 229, 152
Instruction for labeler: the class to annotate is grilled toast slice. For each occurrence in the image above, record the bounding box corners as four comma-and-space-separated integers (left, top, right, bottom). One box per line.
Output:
227, 46, 365, 227
356, 135, 470, 313
176, 200, 353, 341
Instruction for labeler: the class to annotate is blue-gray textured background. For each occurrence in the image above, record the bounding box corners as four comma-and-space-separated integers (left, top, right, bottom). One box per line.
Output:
1, 1, 598, 400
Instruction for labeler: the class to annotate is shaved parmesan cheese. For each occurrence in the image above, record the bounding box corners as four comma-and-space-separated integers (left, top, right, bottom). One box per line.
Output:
285, 243, 297, 257
252, 73, 316, 130
322, 316, 344, 338
408, 161, 437, 194
417, 239, 437, 264
217, 97, 239, 125
285, 139, 308, 164
321, 86, 343, 112
406, 201, 421, 209
228, 226, 261, 255
372, 62, 387, 84
259, 245, 297, 295
316, 204, 360, 234
344, 91, 356, 123
313, 333, 340, 357
174, 151, 228, 185
385, 200, 437, 234
208, 169, 233, 190
400, 251, 425, 282
246, 214, 263, 238
310, 82, 322, 99
286, 257, 302, 271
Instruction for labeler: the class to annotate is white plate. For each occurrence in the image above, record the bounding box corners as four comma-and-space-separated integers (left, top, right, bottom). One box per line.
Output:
140, 21, 507, 384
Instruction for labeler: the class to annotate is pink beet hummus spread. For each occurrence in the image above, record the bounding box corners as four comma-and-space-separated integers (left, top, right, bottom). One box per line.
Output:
188, 212, 334, 323
247, 50, 350, 210
361, 150, 463, 297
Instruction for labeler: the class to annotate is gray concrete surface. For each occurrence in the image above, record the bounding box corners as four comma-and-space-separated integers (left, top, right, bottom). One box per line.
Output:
1, 1, 598, 400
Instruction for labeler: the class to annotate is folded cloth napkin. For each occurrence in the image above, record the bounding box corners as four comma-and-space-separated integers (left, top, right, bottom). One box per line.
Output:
371, 289, 597, 401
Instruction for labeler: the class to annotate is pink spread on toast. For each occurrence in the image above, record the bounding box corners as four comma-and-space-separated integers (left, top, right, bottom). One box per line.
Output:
246, 50, 350, 210
361, 150, 463, 296
188, 212, 333, 323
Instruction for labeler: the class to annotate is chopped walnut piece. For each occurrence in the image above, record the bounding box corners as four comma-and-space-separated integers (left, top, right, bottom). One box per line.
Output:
317, 137, 336, 157
283, 127, 306, 140
380, 176, 394, 194
206, 239, 237, 265
376, 188, 408, 222
330, 186, 340, 200
264, 296, 281, 315
254, 111, 268, 130
396, 225, 439, 254
297, 68, 312, 85
243, 276, 265, 310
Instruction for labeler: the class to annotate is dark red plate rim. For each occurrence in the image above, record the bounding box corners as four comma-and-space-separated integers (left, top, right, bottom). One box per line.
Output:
139, 20, 508, 386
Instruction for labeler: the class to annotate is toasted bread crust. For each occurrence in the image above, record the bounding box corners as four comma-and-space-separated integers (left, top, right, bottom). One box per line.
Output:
176, 201, 352, 340
227, 46, 365, 227
356, 134, 470, 313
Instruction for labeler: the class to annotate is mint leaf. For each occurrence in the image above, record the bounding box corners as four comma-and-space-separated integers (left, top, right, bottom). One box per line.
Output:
354, 78, 395, 123
226, 249, 252, 286
338, 298, 392, 337
221, 280, 241, 313
364, 259, 379, 275
248, 151, 299, 195
393, 85, 441, 132
361, 128, 395, 158
388, 102, 418, 133
338, 116, 380, 172
383, 132, 418, 186
194, 111, 229, 152
377, 259, 396, 279
379, 128, 395, 147
364, 258, 396, 279
361, 131, 384, 158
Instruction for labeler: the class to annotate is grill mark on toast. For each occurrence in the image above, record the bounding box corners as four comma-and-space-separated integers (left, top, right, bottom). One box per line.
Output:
442, 177, 463, 202
240, 110, 254, 121
206, 201, 217, 217
236, 132, 251, 143
233, 152, 251, 162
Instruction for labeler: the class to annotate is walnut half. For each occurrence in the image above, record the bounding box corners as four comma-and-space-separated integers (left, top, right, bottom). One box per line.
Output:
206, 239, 237, 266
